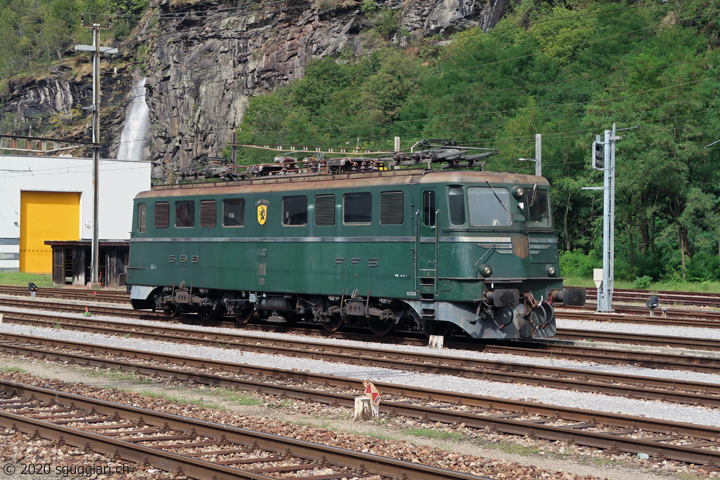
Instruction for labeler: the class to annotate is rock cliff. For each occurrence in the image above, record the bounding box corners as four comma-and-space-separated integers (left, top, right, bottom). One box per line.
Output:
1, 0, 517, 182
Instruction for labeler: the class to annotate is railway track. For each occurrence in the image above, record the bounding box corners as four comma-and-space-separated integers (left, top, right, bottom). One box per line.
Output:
5, 296, 720, 353
2, 334, 720, 467
3, 311, 720, 408
0, 379, 486, 480
0, 285, 129, 304
6, 307, 720, 372
586, 288, 720, 308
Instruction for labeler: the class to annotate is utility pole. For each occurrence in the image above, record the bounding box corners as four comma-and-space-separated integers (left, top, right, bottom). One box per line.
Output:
75, 17, 117, 286
584, 123, 636, 312
518, 134, 542, 176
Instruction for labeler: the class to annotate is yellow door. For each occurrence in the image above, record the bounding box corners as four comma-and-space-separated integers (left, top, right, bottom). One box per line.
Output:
20, 191, 80, 274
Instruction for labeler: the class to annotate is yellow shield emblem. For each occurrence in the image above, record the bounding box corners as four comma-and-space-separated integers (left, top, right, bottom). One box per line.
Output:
257, 204, 267, 225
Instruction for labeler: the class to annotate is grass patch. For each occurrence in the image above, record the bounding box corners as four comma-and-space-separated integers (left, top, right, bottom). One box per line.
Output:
139, 390, 220, 409
289, 419, 334, 429
80, 367, 152, 383
0, 272, 53, 287
562, 276, 720, 294
481, 441, 541, 456
207, 388, 263, 406
348, 429, 395, 440
403, 427, 464, 441
0, 366, 26, 373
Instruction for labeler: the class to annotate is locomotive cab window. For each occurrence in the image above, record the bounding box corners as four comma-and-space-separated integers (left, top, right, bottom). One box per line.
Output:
380, 191, 404, 225
200, 200, 216, 228
223, 198, 245, 227
283, 195, 307, 226
175, 200, 195, 228
524, 185, 551, 227
137, 203, 146, 233
448, 186, 466, 225
314, 194, 335, 226
422, 191, 435, 227
344, 192, 372, 224
468, 187, 511, 226
155, 202, 169, 229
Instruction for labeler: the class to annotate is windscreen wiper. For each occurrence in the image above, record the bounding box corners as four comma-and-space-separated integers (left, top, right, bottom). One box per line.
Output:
530, 182, 537, 207
486, 180, 508, 211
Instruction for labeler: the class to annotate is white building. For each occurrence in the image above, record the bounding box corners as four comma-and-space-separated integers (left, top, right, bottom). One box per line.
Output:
0, 154, 151, 273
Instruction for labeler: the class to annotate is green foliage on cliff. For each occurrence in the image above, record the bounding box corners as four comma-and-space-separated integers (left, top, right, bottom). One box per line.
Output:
0, 0, 147, 78
237, 0, 720, 284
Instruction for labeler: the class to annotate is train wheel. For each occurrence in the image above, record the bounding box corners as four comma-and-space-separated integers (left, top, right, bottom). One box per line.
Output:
233, 308, 254, 325
164, 304, 180, 318
321, 316, 344, 332
197, 305, 220, 322
367, 316, 394, 336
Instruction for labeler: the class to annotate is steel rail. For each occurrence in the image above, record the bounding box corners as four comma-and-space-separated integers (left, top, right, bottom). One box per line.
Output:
0, 380, 487, 480
2, 338, 720, 467
3, 331, 720, 408
4, 312, 720, 399
555, 328, 720, 351
556, 309, 720, 328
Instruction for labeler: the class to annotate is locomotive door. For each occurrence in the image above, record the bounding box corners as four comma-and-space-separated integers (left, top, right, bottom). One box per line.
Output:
417, 189, 438, 297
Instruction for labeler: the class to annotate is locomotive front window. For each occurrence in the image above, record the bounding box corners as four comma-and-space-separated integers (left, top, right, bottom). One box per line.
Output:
137, 203, 146, 233
344, 192, 372, 224
155, 202, 169, 229
223, 198, 245, 227
175, 201, 195, 228
448, 187, 466, 225
468, 187, 511, 226
524, 186, 551, 227
283, 195, 307, 226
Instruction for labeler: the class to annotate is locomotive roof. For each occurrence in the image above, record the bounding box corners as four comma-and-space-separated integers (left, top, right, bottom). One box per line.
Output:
136, 169, 549, 199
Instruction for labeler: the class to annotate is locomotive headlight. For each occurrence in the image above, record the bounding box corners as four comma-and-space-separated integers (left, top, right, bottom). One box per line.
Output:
512, 186, 524, 199
480, 264, 493, 277
545, 264, 557, 277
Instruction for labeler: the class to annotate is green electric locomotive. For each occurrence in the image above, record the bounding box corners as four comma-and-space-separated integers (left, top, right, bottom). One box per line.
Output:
127, 141, 585, 339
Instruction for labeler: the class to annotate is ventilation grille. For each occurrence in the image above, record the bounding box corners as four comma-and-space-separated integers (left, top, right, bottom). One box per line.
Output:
155, 202, 169, 229
315, 194, 335, 226
200, 200, 216, 228
380, 191, 404, 225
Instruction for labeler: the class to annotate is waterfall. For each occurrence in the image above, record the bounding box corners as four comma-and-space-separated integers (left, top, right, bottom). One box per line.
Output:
117, 78, 149, 161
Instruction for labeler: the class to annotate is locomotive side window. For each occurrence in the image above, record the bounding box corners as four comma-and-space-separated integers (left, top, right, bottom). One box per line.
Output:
200, 200, 216, 228
155, 202, 169, 229
380, 191, 403, 225
137, 203, 146, 233
448, 186, 466, 225
175, 200, 195, 228
314, 194, 335, 226
344, 192, 372, 224
422, 191, 435, 227
524, 187, 551, 227
283, 195, 307, 226
222, 198, 245, 227
468, 187, 511, 226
